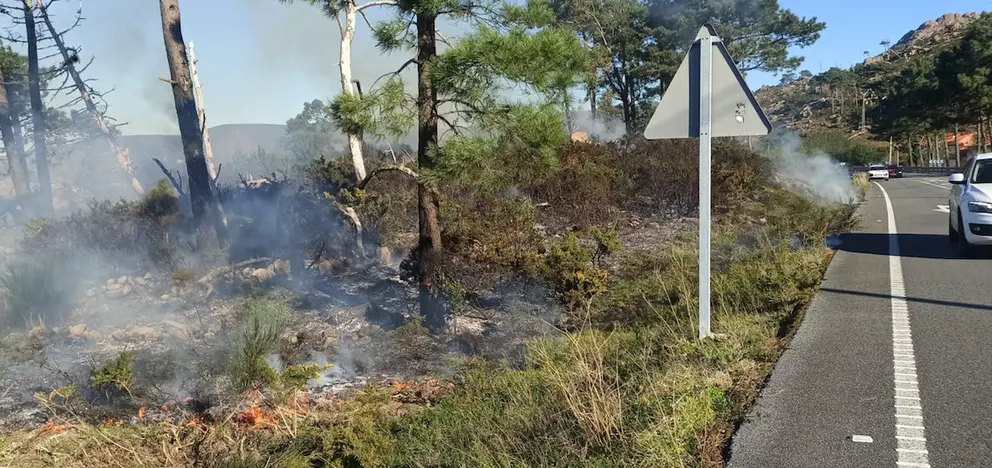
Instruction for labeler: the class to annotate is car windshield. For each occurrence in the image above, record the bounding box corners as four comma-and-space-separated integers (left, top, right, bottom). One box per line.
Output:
870, 165, 885, 170
974, 160, 992, 184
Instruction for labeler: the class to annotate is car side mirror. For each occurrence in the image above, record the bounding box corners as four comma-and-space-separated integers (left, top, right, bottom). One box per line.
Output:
949, 173, 966, 184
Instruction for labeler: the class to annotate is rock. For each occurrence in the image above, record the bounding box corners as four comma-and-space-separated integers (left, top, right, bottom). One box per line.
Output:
105, 288, 126, 300
204, 332, 215, 340
121, 285, 133, 297
106, 283, 123, 292
125, 326, 157, 341
316, 259, 340, 272
118, 275, 129, 284
242, 267, 253, 277
273, 259, 291, 274
69, 324, 88, 338
144, 272, 153, 280
160, 294, 171, 301
133, 276, 148, 286
252, 268, 275, 282
162, 320, 192, 341
105, 279, 115, 286
377, 247, 392, 267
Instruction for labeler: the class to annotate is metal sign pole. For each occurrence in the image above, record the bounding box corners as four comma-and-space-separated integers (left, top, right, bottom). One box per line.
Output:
698, 34, 713, 340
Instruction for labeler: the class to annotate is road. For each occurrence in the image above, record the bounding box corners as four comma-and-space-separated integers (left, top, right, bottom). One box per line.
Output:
727, 176, 992, 468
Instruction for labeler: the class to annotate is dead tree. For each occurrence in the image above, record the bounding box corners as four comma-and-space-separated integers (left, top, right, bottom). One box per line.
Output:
23, 0, 52, 215
159, 0, 227, 247
0, 66, 31, 200
187, 41, 216, 181
38, 2, 144, 196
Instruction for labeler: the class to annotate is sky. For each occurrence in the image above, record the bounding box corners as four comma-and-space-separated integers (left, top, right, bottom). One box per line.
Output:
21, 0, 992, 135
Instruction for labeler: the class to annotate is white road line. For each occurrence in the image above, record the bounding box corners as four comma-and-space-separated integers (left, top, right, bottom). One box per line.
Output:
917, 179, 950, 190
876, 181, 931, 468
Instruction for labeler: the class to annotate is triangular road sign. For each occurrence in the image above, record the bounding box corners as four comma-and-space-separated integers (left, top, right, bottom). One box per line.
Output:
643, 25, 772, 139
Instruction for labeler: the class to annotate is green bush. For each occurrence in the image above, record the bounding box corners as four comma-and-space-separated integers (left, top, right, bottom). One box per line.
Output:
230, 298, 293, 392
0, 257, 72, 329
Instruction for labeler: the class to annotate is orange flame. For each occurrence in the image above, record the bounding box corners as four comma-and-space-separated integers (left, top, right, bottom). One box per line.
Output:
137, 407, 146, 422
41, 420, 65, 434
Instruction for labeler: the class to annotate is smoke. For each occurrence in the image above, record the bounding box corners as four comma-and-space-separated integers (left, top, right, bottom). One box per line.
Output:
760, 131, 857, 204
569, 109, 627, 142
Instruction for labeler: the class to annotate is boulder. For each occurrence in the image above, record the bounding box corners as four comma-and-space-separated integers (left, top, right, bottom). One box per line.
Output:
162, 320, 192, 341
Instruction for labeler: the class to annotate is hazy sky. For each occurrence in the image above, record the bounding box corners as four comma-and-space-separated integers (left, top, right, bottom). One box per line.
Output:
22, 0, 992, 135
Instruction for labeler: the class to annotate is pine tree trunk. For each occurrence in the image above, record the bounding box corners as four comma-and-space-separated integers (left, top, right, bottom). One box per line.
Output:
158, 0, 226, 248
0, 69, 30, 201
416, 11, 444, 329
589, 84, 597, 137
24, 1, 51, 216
340, 1, 367, 182
39, 3, 144, 196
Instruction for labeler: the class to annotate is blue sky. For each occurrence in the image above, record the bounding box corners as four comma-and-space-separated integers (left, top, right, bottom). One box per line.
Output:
29, 0, 992, 135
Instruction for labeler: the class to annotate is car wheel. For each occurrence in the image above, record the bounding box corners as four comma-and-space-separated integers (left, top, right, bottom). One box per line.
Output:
959, 211, 975, 257
949, 214, 960, 243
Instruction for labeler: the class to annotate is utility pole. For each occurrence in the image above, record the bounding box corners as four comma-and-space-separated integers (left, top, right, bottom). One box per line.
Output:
889, 136, 893, 163
188, 41, 216, 181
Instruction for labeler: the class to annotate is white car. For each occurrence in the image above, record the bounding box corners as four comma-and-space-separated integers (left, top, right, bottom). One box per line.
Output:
867, 164, 890, 181
949, 153, 992, 253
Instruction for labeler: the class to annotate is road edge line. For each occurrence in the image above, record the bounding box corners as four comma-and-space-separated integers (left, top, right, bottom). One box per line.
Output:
875, 181, 931, 468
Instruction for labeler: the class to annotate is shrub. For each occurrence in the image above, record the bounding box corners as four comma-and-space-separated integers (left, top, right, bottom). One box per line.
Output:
618, 138, 773, 218
230, 298, 292, 392
91, 350, 137, 399
0, 257, 72, 329
529, 141, 628, 227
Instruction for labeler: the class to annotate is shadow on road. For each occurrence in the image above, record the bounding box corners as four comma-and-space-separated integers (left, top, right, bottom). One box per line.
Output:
820, 288, 992, 312
829, 233, 991, 260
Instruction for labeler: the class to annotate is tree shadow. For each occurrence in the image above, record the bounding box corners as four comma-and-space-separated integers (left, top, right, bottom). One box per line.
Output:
829, 233, 992, 260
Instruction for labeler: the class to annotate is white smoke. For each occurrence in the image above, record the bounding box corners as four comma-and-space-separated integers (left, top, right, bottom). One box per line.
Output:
760, 131, 857, 204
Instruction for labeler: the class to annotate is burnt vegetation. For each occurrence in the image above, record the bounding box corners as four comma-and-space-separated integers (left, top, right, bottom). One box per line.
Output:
0, 0, 864, 466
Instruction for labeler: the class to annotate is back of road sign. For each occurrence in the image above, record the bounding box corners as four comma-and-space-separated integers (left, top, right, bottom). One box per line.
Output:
643, 25, 772, 140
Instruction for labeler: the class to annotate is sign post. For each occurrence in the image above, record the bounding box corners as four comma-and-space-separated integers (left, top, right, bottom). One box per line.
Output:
643, 24, 772, 340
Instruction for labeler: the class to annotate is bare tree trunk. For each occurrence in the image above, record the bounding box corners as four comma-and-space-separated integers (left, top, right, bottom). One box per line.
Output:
0, 69, 30, 201
589, 84, 597, 137
955, 124, 961, 167
417, 11, 444, 329
187, 41, 216, 181
888, 136, 893, 164
39, 4, 144, 196
24, 1, 51, 216
339, 0, 366, 182
158, 0, 226, 248
979, 119, 985, 154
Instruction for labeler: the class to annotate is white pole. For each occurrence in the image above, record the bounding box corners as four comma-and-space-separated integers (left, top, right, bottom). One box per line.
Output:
698, 34, 713, 340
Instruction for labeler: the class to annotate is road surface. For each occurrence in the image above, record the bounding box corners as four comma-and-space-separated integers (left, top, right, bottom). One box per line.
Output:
727, 176, 992, 468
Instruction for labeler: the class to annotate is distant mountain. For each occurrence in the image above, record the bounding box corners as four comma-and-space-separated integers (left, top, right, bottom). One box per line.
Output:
52, 123, 335, 201
754, 13, 980, 134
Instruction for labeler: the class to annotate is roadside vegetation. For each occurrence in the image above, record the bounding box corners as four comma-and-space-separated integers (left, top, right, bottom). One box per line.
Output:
0, 135, 860, 467
0, 0, 872, 466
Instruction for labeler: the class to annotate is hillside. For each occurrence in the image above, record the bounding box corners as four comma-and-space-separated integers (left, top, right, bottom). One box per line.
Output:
755, 13, 980, 135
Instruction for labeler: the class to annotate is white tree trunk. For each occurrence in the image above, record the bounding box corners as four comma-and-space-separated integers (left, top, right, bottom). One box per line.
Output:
340, 1, 367, 181
188, 41, 217, 180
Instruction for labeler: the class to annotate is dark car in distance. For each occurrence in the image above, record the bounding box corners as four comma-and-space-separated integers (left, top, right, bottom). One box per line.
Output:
885, 163, 904, 178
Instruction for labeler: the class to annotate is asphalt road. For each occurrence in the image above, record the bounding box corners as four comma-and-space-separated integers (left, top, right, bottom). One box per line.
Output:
727, 176, 992, 468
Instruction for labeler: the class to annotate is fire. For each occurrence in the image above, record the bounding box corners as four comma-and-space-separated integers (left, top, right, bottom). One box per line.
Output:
137, 407, 146, 422
234, 403, 276, 429
40, 420, 65, 434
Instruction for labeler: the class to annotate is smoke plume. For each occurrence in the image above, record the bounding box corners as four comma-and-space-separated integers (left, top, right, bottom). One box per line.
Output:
760, 130, 857, 204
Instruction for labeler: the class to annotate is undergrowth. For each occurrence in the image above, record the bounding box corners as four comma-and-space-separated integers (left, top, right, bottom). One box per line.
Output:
0, 138, 859, 467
